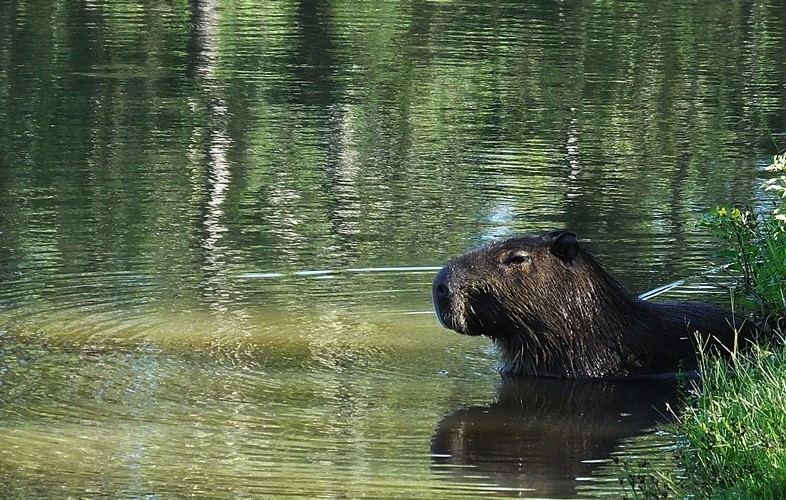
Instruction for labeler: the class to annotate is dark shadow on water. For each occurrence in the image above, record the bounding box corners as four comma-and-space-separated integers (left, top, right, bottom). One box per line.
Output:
431, 376, 680, 498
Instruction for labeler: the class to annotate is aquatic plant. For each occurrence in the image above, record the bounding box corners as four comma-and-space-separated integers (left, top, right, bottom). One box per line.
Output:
674, 154, 786, 497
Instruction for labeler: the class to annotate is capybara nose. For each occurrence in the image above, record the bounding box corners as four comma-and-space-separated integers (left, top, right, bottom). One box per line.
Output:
432, 267, 453, 329
432, 267, 451, 315
432, 267, 451, 302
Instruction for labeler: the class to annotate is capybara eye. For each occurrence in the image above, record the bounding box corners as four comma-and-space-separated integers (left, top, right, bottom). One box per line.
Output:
503, 251, 531, 266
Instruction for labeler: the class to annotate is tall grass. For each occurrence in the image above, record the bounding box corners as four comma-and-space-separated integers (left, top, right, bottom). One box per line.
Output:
676, 154, 786, 498
677, 342, 786, 498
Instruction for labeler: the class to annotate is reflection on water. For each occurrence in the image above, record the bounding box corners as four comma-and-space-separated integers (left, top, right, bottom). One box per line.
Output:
1, 0, 785, 497
431, 377, 679, 498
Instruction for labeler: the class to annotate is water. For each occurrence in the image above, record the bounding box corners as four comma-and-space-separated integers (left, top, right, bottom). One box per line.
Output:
1, 0, 785, 497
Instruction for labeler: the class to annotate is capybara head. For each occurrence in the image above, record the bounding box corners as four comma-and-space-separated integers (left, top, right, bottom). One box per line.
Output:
432, 230, 752, 378
432, 230, 615, 334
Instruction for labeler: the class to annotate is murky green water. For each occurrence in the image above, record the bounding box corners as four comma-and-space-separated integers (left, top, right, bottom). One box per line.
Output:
1, 0, 785, 497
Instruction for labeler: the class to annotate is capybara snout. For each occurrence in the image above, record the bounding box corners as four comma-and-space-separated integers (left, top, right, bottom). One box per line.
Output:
433, 230, 755, 379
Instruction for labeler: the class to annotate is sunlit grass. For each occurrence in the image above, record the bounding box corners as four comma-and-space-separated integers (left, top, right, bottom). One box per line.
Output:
622, 343, 786, 499
675, 342, 786, 498
677, 152, 786, 497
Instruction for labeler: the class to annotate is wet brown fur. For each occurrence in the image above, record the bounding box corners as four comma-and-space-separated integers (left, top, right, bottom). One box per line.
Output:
432, 231, 755, 378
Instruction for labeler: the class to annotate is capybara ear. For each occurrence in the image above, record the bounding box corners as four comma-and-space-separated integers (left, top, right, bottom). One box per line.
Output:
549, 231, 580, 264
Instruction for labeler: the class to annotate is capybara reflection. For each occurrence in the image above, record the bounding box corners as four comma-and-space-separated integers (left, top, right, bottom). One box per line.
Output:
432, 231, 755, 378
431, 376, 680, 496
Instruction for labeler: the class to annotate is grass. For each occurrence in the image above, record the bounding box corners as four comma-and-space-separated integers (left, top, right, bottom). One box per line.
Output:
677, 342, 786, 498
678, 153, 786, 498
621, 343, 786, 499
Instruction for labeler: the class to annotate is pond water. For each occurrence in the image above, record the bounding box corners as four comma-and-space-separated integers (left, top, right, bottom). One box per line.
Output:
1, 0, 785, 497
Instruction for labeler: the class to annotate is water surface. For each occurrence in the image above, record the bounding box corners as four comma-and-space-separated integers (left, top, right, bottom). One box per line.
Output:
1, 0, 785, 497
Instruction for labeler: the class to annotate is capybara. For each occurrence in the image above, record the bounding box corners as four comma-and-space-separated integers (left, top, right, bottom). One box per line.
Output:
432, 230, 755, 378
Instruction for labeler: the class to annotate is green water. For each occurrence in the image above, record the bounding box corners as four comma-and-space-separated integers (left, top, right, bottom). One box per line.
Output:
1, 0, 785, 497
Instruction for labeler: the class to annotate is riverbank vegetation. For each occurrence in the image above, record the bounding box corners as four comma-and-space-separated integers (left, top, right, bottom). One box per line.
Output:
676, 343, 786, 498
702, 153, 786, 326
624, 153, 786, 499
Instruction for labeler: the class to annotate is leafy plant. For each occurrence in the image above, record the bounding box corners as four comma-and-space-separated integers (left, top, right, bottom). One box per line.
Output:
701, 153, 786, 330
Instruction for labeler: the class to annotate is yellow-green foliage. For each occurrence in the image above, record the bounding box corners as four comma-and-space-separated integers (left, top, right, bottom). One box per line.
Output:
680, 154, 786, 497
